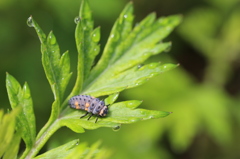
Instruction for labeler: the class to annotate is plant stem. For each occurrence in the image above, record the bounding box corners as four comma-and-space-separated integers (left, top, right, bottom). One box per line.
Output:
21, 120, 61, 159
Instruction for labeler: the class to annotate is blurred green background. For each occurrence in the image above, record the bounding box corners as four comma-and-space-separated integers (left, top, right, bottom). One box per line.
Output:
1, 0, 240, 158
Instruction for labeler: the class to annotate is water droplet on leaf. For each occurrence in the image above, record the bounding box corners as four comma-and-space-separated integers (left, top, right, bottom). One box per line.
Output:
110, 32, 119, 41
112, 125, 121, 131
127, 101, 134, 107
123, 13, 133, 22
137, 64, 144, 69
47, 33, 56, 45
91, 29, 100, 42
92, 46, 100, 55
149, 72, 159, 77
74, 16, 81, 24
27, 16, 34, 27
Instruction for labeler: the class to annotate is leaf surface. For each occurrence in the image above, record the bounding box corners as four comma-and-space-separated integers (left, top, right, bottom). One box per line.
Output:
61, 100, 171, 132
6, 74, 36, 149
81, 3, 181, 97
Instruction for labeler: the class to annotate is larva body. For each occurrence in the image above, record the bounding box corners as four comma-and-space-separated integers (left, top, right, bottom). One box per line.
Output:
68, 95, 108, 123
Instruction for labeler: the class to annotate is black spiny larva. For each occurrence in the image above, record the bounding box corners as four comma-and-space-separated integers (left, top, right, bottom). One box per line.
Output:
68, 95, 108, 123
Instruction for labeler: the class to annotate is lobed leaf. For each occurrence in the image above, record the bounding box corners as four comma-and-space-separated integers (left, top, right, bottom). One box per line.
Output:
70, 0, 101, 97
108, 100, 171, 123
59, 118, 85, 133
27, 16, 72, 103
60, 100, 170, 132
81, 3, 181, 97
105, 93, 120, 105
22, 1, 181, 157
84, 2, 134, 87
27, 17, 72, 137
83, 63, 178, 97
59, 1, 178, 133
6, 73, 36, 150
59, 110, 120, 131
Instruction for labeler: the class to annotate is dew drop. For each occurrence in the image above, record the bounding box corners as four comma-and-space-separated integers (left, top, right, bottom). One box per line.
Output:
149, 72, 159, 77
137, 64, 144, 69
93, 46, 100, 55
74, 16, 81, 24
47, 33, 56, 45
27, 16, 34, 27
110, 32, 119, 41
123, 13, 133, 22
91, 29, 100, 42
127, 101, 134, 107
23, 91, 31, 99
112, 125, 121, 131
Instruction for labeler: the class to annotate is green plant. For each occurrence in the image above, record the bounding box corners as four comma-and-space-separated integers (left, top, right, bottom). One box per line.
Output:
2, 0, 181, 158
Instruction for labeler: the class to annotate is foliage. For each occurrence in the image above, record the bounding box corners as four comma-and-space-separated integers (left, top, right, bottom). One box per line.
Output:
2, 0, 181, 158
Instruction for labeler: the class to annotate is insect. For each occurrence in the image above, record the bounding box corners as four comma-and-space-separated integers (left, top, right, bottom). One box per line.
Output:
68, 95, 108, 123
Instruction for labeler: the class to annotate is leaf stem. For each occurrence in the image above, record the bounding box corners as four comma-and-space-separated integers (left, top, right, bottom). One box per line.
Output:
21, 119, 61, 159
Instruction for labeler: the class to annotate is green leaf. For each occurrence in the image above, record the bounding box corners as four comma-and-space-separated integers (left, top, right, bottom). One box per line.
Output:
83, 63, 178, 97
70, 0, 101, 97
108, 100, 171, 123
27, 16, 72, 103
27, 16, 72, 140
83, 2, 134, 87
58, 0, 178, 133
60, 118, 85, 133
34, 139, 80, 159
22, 1, 180, 157
59, 111, 120, 132
6, 73, 36, 150
0, 108, 21, 158
81, 2, 181, 96
105, 93, 120, 105
60, 100, 170, 132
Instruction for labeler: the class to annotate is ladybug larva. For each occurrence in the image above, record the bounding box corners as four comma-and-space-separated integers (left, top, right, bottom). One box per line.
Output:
68, 95, 108, 123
